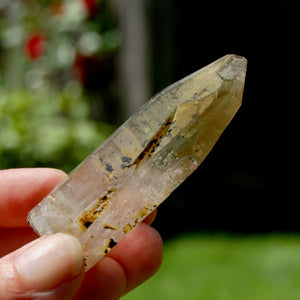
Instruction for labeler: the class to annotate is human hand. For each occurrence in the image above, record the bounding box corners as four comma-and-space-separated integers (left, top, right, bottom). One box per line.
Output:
0, 168, 163, 299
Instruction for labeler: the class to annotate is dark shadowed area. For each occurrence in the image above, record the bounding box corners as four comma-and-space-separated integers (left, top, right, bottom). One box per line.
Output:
150, 0, 299, 236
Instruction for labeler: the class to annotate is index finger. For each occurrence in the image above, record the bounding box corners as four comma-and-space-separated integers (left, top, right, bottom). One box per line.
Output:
0, 168, 66, 228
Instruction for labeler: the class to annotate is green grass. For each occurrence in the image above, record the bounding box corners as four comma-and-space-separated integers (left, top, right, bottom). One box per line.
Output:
122, 234, 300, 300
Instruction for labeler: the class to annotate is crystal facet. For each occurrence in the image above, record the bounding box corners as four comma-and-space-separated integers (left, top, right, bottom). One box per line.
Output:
28, 54, 247, 270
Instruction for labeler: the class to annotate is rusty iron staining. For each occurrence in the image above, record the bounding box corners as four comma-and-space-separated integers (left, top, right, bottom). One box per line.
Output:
77, 203, 109, 230
124, 113, 175, 170
136, 206, 151, 219
122, 218, 140, 234
104, 238, 117, 254
77, 189, 115, 231
103, 224, 119, 230
122, 205, 155, 234
123, 223, 134, 234
99, 189, 116, 202
78, 194, 154, 234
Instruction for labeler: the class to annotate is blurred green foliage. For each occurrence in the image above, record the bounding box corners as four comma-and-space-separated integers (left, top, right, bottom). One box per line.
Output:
0, 88, 114, 172
0, 0, 118, 171
124, 234, 300, 300
0, 0, 119, 90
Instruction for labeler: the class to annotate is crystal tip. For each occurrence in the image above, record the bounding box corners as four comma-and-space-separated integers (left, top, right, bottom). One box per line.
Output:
218, 54, 247, 81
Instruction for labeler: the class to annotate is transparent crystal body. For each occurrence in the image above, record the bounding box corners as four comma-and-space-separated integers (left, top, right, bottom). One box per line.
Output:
28, 54, 247, 270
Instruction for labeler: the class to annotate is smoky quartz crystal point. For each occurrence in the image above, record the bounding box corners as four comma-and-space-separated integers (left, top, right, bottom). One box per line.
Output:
28, 54, 247, 270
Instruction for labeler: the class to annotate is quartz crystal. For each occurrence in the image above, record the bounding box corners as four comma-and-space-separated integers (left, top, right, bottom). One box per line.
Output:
28, 54, 247, 270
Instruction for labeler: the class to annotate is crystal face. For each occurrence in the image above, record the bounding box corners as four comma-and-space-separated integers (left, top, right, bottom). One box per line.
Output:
28, 54, 247, 270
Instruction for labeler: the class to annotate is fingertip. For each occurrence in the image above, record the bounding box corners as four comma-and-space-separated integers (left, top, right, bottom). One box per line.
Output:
75, 223, 164, 299
0, 233, 84, 299
107, 223, 164, 294
0, 168, 68, 228
15, 233, 83, 290
73, 256, 127, 300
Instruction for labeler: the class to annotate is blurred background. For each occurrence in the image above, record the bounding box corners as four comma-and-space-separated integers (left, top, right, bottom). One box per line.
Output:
1, 0, 299, 299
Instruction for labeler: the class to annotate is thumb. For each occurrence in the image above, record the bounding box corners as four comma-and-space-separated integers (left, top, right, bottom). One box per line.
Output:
0, 233, 84, 300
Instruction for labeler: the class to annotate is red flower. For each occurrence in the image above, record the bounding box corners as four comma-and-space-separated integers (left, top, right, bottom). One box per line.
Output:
73, 55, 87, 84
25, 33, 45, 60
82, 0, 98, 16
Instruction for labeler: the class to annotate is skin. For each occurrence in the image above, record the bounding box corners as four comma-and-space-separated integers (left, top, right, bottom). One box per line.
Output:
0, 168, 164, 299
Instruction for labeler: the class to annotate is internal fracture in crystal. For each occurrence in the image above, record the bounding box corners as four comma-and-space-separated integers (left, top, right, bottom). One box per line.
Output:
28, 54, 247, 270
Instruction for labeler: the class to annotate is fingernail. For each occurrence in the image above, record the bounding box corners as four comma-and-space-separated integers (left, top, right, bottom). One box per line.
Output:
15, 233, 83, 290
